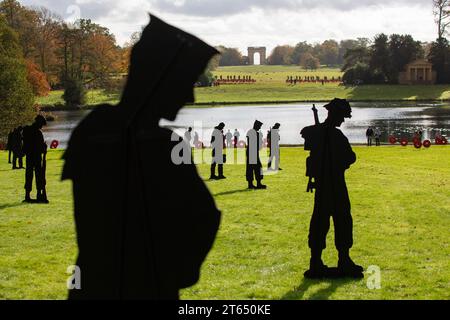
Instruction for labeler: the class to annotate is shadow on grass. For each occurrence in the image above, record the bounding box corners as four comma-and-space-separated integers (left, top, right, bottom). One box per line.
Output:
281, 277, 362, 300
0, 202, 26, 211
213, 189, 252, 197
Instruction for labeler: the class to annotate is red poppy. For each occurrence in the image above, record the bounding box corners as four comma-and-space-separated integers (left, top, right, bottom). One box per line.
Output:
400, 138, 408, 146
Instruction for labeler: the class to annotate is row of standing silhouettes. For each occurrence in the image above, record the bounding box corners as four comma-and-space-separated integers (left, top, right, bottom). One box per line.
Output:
184, 122, 282, 189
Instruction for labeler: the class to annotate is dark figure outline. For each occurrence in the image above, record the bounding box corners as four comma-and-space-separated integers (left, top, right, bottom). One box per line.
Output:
62, 15, 221, 300
22, 116, 48, 203
374, 127, 381, 147
11, 126, 24, 169
301, 99, 363, 279
210, 122, 226, 180
267, 123, 282, 171
6, 129, 13, 164
233, 129, 240, 148
366, 126, 374, 147
246, 120, 266, 189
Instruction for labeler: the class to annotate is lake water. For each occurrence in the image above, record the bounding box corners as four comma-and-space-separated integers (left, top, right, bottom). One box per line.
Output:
42, 102, 450, 148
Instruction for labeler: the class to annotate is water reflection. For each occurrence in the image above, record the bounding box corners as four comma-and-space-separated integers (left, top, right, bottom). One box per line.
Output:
42, 102, 450, 148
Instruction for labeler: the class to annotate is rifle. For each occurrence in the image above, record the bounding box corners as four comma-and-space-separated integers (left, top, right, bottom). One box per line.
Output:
306, 104, 319, 193
312, 104, 319, 126
38, 145, 49, 203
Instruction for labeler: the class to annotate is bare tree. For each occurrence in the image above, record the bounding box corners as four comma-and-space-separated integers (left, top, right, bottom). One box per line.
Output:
433, 0, 450, 40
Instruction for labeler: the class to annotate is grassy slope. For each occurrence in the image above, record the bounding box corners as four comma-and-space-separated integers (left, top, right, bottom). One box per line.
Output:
0, 146, 449, 300
37, 66, 450, 107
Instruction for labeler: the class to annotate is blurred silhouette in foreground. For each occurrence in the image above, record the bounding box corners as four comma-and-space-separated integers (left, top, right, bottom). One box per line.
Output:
62, 15, 221, 299
301, 99, 363, 279
22, 116, 48, 203
210, 122, 226, 180
267, 123, 282, 171
246, 120, 266, 189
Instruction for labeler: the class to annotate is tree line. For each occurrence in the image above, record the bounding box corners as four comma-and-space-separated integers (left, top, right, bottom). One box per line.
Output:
217, 39, 371, 69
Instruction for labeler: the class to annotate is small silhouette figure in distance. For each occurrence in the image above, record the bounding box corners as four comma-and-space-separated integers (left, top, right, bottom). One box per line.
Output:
184, 127, 193, 145
225, 129, 233, 148
233, 129, 240, 148
301, 98, 363, 279
62, 14, 221, 299
6, 129, 13, 164
11, 126, 24, 169
210, 122, 226, 180
267, 123, 282, 171
366, 126, 374, 147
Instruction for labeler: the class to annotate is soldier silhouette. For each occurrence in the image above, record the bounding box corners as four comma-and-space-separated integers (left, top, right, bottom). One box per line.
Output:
225, 129, 233, 148
11, 126, 24, 169
246, 120, 266, 189
184, 127, 192, 145
366, 126, 374, 146
10, 127, 23, 170
6, 129, 13, 164
62, 14, 221, 299
233, 129, 240, 148
210, 122, 226, 180
267, 123, 282, 171
22, 116, 48, 203
301, 99, 363, 278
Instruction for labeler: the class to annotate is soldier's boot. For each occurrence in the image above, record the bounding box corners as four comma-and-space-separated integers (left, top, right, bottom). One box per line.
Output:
209, 166, 218, 180
36, 190, 49, 204
248, 181, 256, 189
338, 249, 364, 278
23, 191, 32, 203
304, 249, 333, 279
217, 166, 226, 179
255, 181, 267, 189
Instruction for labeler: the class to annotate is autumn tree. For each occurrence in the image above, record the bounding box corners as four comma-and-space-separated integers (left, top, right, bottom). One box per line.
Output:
33, 6, 61, 84
0, 15, 35, 140
318, 40, 339, 66
300, 53, 320, 70
217, 46, 243, 66
0, 0, 39, 58
291, 41, 314, 65
268, 45, 295, 65
25, 59, 50, 97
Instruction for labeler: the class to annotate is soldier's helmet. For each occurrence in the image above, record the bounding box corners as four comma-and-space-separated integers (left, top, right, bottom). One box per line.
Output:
254, 120, 263, 129
35, 115, 47, 126
273, 123, 281, 129
324, 98, 352, 118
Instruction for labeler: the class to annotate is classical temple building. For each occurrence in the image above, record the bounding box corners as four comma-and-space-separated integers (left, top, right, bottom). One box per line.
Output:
398, 59, 436, 85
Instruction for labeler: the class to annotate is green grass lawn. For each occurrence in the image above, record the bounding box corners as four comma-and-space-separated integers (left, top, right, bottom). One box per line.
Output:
1, 146, 449, 299
37, 66, 450, 108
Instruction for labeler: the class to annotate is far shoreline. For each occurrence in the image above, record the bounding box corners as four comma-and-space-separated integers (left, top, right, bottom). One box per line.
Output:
40, 98, 449, 112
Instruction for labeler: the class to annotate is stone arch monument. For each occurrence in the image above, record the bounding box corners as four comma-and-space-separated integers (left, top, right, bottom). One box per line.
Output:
248, 47, 267, 65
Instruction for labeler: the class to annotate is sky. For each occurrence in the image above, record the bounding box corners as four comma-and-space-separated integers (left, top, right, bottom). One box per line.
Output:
21, 0, 436, 53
